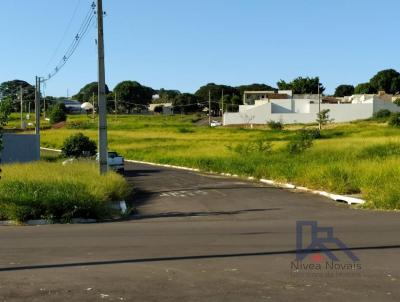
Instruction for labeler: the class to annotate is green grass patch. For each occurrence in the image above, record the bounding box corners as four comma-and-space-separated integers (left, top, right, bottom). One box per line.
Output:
36, 114, 400, 210
0, 161, 130, 222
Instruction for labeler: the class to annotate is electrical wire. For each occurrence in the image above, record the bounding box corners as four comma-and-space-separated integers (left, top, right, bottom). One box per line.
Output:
104, 99, 224, 109
40, 0, 83, 74
41, 1, 97, 83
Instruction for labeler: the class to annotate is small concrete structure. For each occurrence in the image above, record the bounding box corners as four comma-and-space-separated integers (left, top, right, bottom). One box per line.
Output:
224, 91, 400, 125
148, 103, 174, 115
1, 133, 40, 164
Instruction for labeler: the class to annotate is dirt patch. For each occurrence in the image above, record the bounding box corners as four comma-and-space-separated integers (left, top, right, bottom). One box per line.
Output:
52, 121, 67, 129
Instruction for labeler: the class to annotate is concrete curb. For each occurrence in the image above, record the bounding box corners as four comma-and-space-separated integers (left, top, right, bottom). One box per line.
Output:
40, 147, 366, 206
127, 161, 365, 205
125, 159, 200, 172
41, 147, 61, 153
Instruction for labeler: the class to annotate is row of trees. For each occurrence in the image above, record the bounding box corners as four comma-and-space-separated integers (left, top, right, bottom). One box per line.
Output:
1, 68, 399, 115
334, 69, 400, 97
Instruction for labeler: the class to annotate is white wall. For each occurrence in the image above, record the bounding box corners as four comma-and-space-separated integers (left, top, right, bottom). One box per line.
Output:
293, 99, 310, 113
271, 99, 292, 113
224, 97, 400, 126
373, 98, 400, 113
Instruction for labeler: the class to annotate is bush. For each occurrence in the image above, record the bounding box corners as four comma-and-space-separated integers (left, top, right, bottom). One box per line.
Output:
393, 98, 400, 106
49, 103, 67, 124
287, 129, 316, 154
267, 120, 283, 130
388, 112, 400, 127
61, 133, 97, 158
228, 139, 272, 155
374, 109, 392, 119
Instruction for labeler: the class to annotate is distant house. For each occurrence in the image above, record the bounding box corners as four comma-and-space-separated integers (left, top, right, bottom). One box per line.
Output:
58, 99, 83, 113
148, 103, 173, 115
223, 90, 400, 125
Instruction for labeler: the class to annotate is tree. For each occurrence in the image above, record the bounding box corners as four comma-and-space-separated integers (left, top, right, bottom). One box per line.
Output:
49, 103, 67, 124
155, 89, 180, 104
390, 77, 400, 94
354, 82, 376, 94
369, 69, 400, 94
316, 109, 333, 129
334, 85, 354, 97
195, 83, 239, 115
73, 82, 110, 103
277, 77, 325, 94
172, 93, 199, 114
61, 133, 97, 158
236, 83, 276, 96
114, 81, 154, 113
0, 80, 35, 112
0, 98, 13, 151
229, 95, 242, 112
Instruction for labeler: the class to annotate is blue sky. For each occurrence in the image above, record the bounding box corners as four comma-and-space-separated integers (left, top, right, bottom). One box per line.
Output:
1, 0, 399, 96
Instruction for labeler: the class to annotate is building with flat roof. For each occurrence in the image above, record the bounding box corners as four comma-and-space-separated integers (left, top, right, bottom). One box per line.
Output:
223, 91, 400, 125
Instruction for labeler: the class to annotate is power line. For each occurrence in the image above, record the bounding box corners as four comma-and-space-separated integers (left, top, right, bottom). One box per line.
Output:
41, 1, 96, 83
104, 99, 222, 108
40, 0, 83, 74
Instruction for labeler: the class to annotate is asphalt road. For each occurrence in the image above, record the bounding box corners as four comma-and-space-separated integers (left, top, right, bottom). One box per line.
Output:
0, 162, 399, 301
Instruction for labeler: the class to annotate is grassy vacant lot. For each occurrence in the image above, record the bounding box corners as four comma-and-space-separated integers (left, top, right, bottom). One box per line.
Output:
0, 160, 130, 222
37, 114, 400, 210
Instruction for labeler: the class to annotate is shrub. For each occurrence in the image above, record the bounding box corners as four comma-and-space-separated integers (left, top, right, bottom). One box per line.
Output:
228, 139, 272, 155
394, 98, 400, 106
61, 133, 97, 158
49, 103, 67, 124
374, 109, 391, 119
388, 112, 400, 127
316, 109, 333, 128
267, 120, 283, 130
287, 129, 315, 154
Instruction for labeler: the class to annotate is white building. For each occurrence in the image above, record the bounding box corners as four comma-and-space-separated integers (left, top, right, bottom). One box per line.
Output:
223, 91, 400, 125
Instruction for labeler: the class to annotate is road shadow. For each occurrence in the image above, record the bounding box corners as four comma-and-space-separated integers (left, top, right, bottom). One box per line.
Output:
1, 244, 399, 272
124, 169, 162, 178
132, 208, 281, 220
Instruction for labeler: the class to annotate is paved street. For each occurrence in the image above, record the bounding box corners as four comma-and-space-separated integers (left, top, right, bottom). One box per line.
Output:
0, 162, 399, 301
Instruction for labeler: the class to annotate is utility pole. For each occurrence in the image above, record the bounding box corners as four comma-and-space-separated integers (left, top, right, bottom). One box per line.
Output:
43, 84, 46, 120
208, 90, 211, 126
221, 89, 224, 123
35, 76, 41, 135
92, 92, 95, 119
43, 97, 46, 120
20, 86, 24, 129
97, 0, 108, 174
318, 79, 321, 130
114, 92, 117, 120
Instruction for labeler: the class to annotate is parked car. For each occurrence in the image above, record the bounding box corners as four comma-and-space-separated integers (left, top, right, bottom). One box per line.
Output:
210, 120, 222, 127
96, 151, 125, 173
